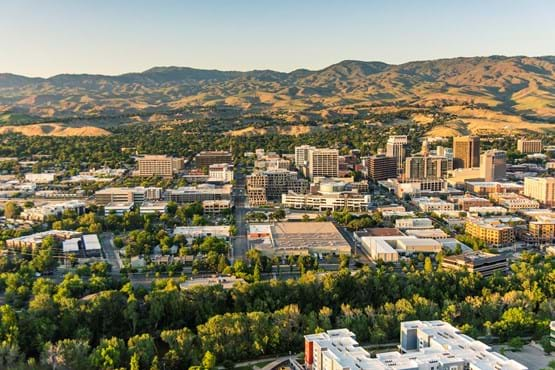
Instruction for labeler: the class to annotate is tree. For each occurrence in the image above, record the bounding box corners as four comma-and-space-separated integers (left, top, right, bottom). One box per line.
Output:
424, 257, 433, 273
129, 352, 140, 370
4, 202, 21, 219
253, 263, 261, 282
90, 337, 127, 370
201, 351, 216, 370
339, 254, 350, 270
128, 333, 156, 369
41, 339, 91, 370
508, 337, 524, 351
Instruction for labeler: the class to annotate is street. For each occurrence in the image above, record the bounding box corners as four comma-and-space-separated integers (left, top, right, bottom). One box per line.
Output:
231, 165, 249, 261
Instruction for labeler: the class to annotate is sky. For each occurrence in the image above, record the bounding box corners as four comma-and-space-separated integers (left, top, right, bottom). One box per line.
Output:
1, 0, 554, 77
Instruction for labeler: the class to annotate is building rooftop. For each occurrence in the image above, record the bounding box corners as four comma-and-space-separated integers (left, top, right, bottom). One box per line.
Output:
305, 321, 527, 370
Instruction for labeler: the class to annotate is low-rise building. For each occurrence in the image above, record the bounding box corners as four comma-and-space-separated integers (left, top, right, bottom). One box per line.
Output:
139, 201, 168, 215
465, 217, 516, 246
173, 226, 231, 243
395, 218, 433, 230
20, 200, 86, 222
468, 206, 507, 216
304, 321, 527, 370
208, 163, 234, 183
24, 173, 56, 184
528, 216, 555, 244
491, 192, 540, 211
281, 190, 370, 212
449, 194, 492, 211
104, 202, 134, 215
202, 199, 231, 215
7, 230, 82, 249
247, 222, 350, 257
95, 187, 162, 206
164, 184, 232, 204
404, 228, 449, 239
412, 196, 455, 212
180, 276, 245, 290
442, 251, 508, 276
465, 181, 523, 195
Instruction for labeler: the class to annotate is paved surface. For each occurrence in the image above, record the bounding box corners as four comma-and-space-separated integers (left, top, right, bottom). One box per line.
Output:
232, 167, 249, 261
492, 343, 554, 370
99, 232, 122, 274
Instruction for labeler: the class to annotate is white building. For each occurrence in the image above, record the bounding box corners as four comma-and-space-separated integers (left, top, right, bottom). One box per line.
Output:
24, 173, 56, 184
395, 218, 434, 230
304, 321, 527, 370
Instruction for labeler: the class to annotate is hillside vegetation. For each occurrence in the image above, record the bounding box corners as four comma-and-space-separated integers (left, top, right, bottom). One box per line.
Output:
0, 56, 554, 135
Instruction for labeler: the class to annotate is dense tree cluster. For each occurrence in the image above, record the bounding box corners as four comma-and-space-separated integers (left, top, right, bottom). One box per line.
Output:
0, 252, 551, 368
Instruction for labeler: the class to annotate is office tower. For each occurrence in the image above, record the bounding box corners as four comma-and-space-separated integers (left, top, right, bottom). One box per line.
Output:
136, 155, 184, 177
517, 139, 543, 154
194, 151, 233, 168
404, 140, 452, 180
308, 148, 339, 179
294, 145, 316, 168
524, 177, 555, 207
386, 135, 408, 174
405, 155, 450, 180
480, 149, 506, 181
453, 136, 480, 169
365, 152, 398, 181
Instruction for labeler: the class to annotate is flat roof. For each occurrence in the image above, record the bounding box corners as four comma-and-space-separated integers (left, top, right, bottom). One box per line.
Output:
62, 238, 81, 252
355, 228, 404, 237
83, 234, 101, 251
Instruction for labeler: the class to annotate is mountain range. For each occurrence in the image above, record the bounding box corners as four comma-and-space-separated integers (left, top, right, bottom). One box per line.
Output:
1, 56, 555, 126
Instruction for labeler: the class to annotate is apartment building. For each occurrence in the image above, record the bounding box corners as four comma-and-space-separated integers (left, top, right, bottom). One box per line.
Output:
480, 150, 506, 181
304, 321, 526, 370
6, 230, 82, 249
20, 200, 86, 222
95, 187, 162, 206
517, 138, 543, 154
363, 152, 398, 181
136, 155, 184, 177
528, 216, 555, 244
453, 136, 480, 169
465, 218, 515, 246
194, 151, 232, 168
442, 251, 508, 276
294, 145, 316, 168
281, 191, 371, 212
524, 177, 555, 207
246, 169, 309, 206
308, 148, 339, 179
386, 135, 408, 175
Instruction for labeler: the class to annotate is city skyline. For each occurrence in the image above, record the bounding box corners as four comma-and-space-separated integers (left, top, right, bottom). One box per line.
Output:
1, 0, 554, 77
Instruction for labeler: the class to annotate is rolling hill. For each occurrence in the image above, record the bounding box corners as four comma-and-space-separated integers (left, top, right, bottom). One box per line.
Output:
1, 56, 554, 131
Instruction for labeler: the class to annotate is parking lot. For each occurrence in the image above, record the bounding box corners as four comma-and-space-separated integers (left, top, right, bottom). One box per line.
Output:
492, 344, 555, 370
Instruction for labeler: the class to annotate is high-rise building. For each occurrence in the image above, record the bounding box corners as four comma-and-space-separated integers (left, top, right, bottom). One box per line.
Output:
404, 139, 452, 180
405, 155, 451, 179
453, 136, 480, 169
364, 152, 398, 181
517, 139, 543, 154
294, 145, 316, 168
480, 149, 506, 181
308, 148, 339, 179
136, 155, 184, 178
194, 151, 232, 168
524, 177, 555, 207
386, 135, 408, 174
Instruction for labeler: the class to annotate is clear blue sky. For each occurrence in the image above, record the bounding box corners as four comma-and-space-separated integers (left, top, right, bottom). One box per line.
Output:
1, 0, 554, 77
